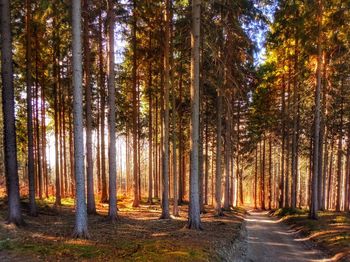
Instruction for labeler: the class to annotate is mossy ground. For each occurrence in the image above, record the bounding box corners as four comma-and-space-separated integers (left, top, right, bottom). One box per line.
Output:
273, 208, 350, 261
0, 196, 244, 261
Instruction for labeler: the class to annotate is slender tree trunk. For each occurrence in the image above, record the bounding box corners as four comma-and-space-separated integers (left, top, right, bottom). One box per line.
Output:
147, 33, 153, 204
223, 110, 230, 210
107, 0, 117, 221
269, 135, 272, 210
279, 60, 286, 208
160, 0, 171, 219
261, 136, 266, 210
25, 0, 37, 216
132, 0, 140, 207
41, 80, 48, 198
254, 147, 258, 209
327, 138, 334, 210
169, 3, 179, 216
1, 0, 24, 225
53, 4, 61, 205
72, 0, 88, 238
345, 125, 350, 212
310, 0, 322, 219
83, 0, 96, 214
188, 0, 202, 229
204, 115, 209, 205
336, 94, 343, 212
69, 112, 75, 197
291, 27, 299, 209
99, 7, 108, 203
215, 90, 223, 216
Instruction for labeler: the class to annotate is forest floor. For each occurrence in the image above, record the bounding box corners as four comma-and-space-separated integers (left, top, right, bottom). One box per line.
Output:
0, 196, 245, 261
273, 208, 350, 261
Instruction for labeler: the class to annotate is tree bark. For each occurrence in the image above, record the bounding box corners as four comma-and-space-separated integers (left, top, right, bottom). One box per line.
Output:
25, 0, 37, 216
107, 0, 117, 221
83, 0, 96, 215
72, 0, 88, 238
188, 0, 202, 229
132, 0, 140, 207
160, 0, 171, 219
310, 0, 322, 219
1, 0, 24, 225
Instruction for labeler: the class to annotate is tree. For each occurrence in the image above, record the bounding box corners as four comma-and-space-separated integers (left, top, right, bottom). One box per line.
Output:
83, 0, 96, 215
188, 0, 202, 230
72, 0, 89, 238
107, 0, 118, 222
25, 0, 37, 217
160, 0, 171, 219
310, 0, 322, 220
1, 0, 24, 226
132, 0, 140, 208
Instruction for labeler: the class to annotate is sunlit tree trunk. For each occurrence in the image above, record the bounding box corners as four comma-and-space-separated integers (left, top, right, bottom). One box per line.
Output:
72, 0, 88, 238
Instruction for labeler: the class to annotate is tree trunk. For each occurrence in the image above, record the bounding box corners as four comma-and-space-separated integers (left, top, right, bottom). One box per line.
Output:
25, 0, 37, 216
132, 0, 140, 207
107, 0, 117, 221
336, 93, 343, 212
291, 26, 299, 209
160, 0, 171, 219
147, 33, 153, 204
261, 136, 266, 210
188, 0, 202, 229
215, 90, 223, 216
72, 0, 88, 238
99, 6, 108, 203
310, 0, 322, 219
269, 135, 272, 210
1, 0, 24, 225
53, 3, 61, 206
83, 0, 96, 215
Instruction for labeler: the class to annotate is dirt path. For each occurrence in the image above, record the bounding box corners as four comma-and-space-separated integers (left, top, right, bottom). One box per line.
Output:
244, 210, 330, 262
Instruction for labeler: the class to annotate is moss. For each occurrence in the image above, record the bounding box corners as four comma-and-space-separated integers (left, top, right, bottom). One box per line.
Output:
0, 239, 14, 251
274, 207, 307, 217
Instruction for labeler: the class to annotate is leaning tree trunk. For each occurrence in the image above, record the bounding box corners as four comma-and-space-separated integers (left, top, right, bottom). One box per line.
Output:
188, 0, 202, 229
25, 0, 37, 216
72, 0, 89, 238
107, 0, 118, 221
1, 0, 24, 226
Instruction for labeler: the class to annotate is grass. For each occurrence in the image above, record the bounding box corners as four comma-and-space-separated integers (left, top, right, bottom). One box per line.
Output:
0, 196, 244, 261
273, 207, 350, 260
